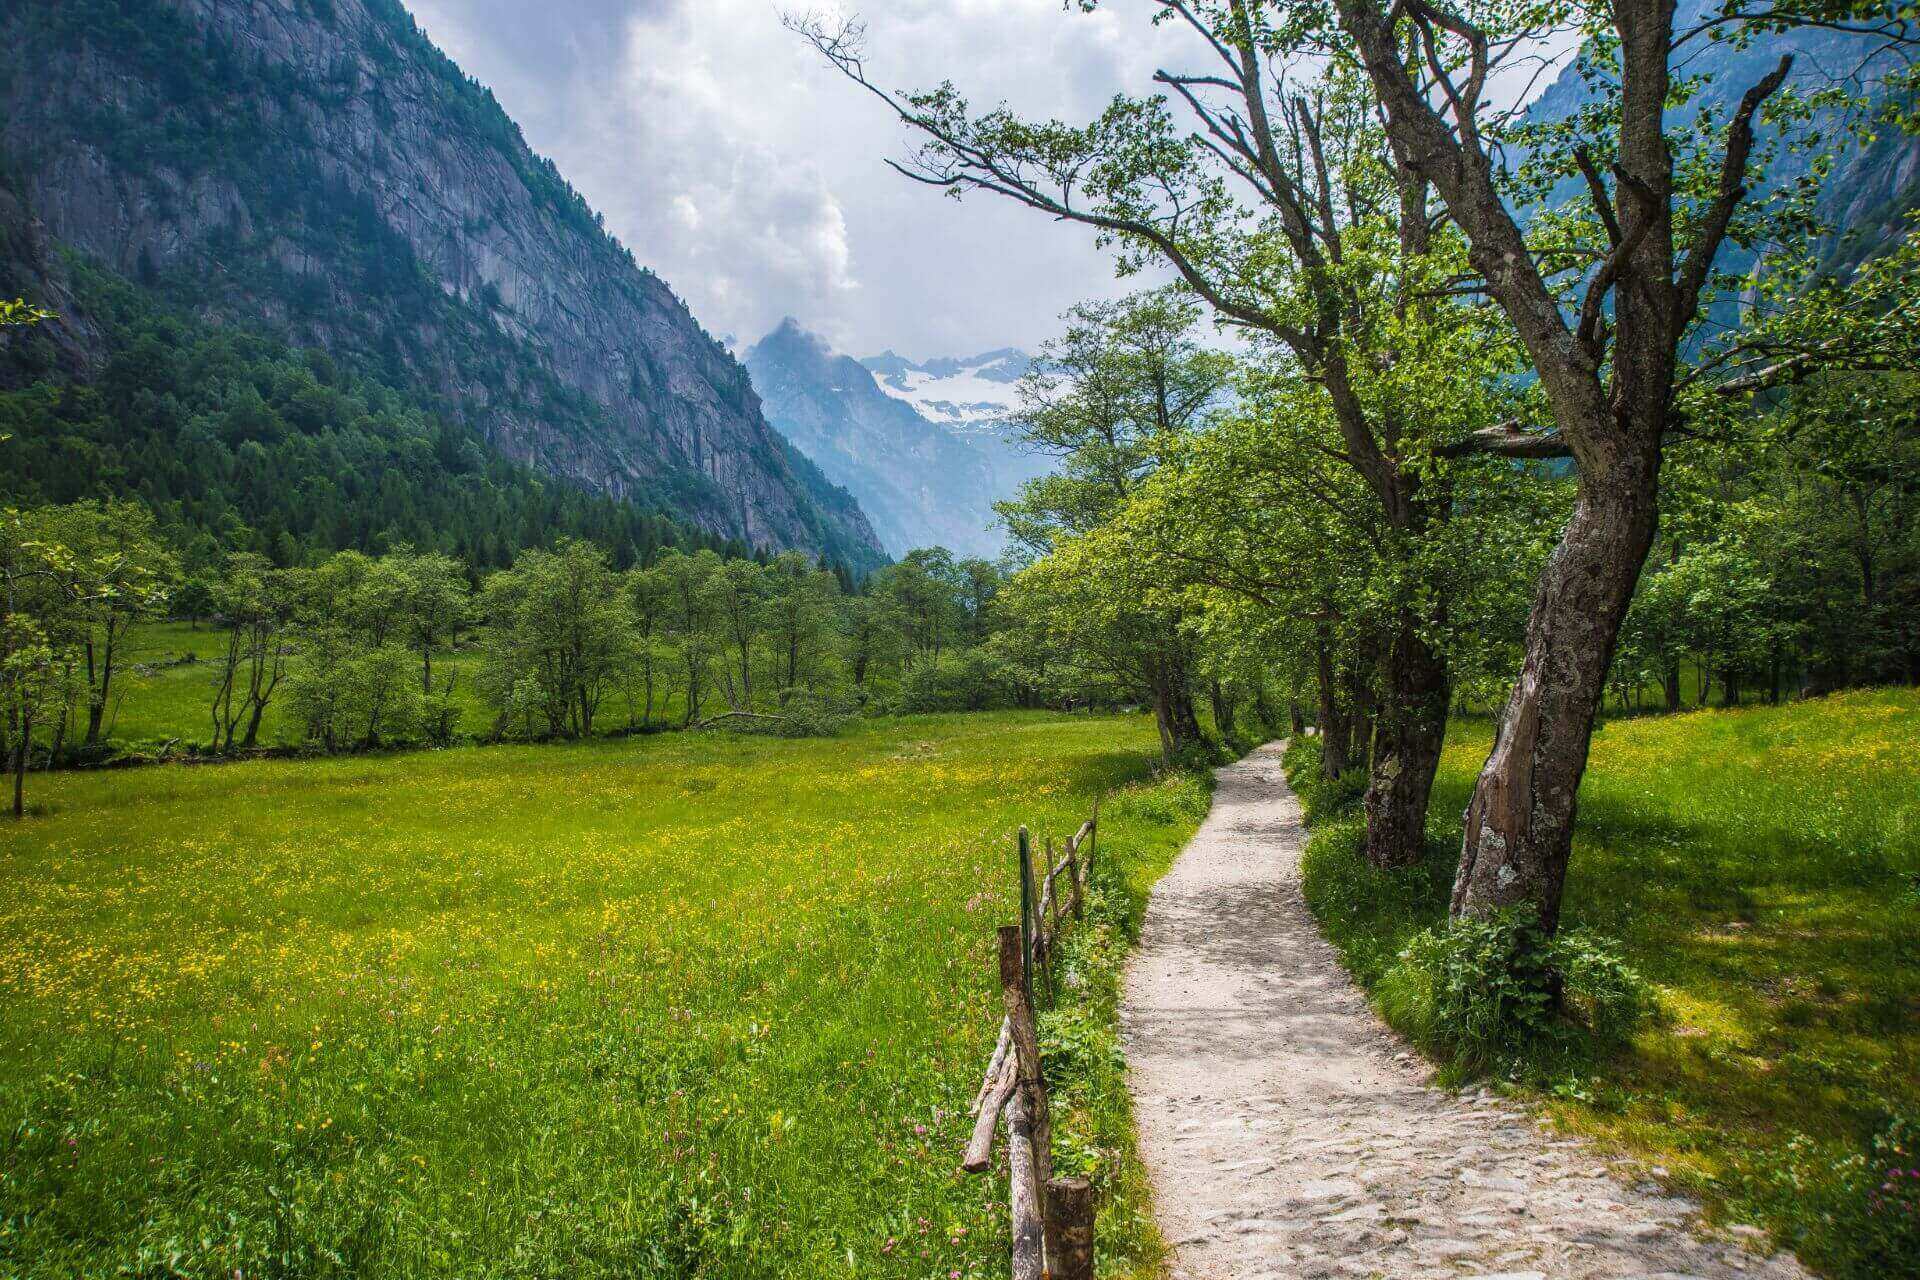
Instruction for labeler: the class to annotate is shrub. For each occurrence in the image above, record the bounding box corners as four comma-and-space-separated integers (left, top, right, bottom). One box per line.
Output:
895, 652, 1015, 713
1282, 734, 1366, 822
1552, 927, 1658, 1043
1381, 908, 1557, 1067
1865, 1115, 1920, 1269
1739, 1115, 1920, 1279
1379, 908, 1654, 1073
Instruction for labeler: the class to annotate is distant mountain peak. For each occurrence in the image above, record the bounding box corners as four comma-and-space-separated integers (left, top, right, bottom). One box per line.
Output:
857, 346, 1032, 429
746, 324, 1048, 559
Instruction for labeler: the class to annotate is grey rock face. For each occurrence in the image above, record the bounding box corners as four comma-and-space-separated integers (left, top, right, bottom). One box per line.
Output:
0, 0, 883, 568
745, 319, 1047, 559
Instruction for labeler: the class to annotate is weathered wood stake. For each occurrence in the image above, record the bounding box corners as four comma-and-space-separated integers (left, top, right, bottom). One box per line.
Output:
1086, 800, 1099, 881
1017, 827, 1038, 1010
1043, 1175, 1095, 1280
1066, 841, 1082, 920
971, 1017, 1012, 1115
962, 1050, 1016, 1172
997, 925, 1051, 1187
1006, 1081, 1045, 1280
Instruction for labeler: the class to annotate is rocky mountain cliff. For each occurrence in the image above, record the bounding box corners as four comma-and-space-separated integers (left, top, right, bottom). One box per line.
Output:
0, 0, 884, 572
1524, 3, 1920, 272
745, 321, 1048, 559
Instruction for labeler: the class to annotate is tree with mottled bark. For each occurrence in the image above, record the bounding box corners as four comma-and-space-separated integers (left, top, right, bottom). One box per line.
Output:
1319, 0, 1919, 927
792, 5, 1532, 865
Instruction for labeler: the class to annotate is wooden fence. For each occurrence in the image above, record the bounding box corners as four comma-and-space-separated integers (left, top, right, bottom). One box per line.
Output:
960, 802, 1101, 1280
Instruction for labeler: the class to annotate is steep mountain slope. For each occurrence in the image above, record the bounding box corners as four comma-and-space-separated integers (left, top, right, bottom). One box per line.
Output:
0, 0, 883, 572
745, 321, 1048, 559
1523, 3, 1920, 272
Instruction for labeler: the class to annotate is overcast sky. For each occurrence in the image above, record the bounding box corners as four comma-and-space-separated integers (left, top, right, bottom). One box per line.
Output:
403, 0, 1221, 360
403, 2, 1578, 361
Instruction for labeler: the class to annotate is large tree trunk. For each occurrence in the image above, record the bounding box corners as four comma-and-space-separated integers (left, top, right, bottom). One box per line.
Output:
1335, 0, 1795, 938
1313, 628, 1351, 780
1363, 616, 1449, 868
1453, 449, 1661, 931
1209, 679, 1236, 740
1152, 666, 1203, 758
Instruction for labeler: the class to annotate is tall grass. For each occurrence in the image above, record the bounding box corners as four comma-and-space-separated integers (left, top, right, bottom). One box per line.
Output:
1295, 690, 1920, 1279
0, 711, 1207, 1278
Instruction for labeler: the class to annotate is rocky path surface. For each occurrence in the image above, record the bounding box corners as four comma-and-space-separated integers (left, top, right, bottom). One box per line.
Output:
1119, 742, 1804, 1280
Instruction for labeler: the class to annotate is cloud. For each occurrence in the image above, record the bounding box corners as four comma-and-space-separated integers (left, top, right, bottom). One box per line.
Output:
404, 1, 1221, 356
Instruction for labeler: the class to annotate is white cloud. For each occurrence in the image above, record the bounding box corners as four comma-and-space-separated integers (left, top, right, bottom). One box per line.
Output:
404, 0, 1215, 357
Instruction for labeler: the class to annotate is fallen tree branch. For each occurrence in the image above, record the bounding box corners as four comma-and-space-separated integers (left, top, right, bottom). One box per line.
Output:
962, 1050, 1018, 1173
693, 711, 792, 730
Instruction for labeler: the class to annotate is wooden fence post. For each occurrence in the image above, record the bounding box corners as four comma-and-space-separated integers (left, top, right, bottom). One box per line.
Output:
997, 925, 1051, 1187
1006, 1085, 1045, 1280
1087, 798, 1099, 881
1066, 840, 1083, 921
1044, 1175, 1095, 1280
967, 809, 1106, 1280
1017, 827, 1038, 1010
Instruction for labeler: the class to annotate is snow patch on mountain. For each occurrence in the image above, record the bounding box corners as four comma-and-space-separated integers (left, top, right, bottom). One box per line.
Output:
860, 348, 1030, 429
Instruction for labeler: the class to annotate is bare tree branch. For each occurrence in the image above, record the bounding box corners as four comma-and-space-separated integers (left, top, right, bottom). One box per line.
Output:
1439, 421, 1574, 459
1674, 54, 1794, 331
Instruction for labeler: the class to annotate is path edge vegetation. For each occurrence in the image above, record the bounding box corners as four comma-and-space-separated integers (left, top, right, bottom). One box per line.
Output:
1030, 732, 1266, 1278
1280, 709, 1920, 1280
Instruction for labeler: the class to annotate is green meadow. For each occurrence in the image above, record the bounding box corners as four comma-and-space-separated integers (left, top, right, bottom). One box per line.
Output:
0, 711, 1208, 1278
1298, 690, 1920, 1278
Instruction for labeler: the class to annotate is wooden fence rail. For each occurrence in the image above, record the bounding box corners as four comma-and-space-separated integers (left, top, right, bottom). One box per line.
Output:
960, 800, 1100, 1280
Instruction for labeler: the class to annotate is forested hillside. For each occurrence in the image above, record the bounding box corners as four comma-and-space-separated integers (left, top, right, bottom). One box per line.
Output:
0, 0, 885, 572
0, 259, 764, 573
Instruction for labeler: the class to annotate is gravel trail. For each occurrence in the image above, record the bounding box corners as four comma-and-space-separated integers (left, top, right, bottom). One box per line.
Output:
1119, 741, 1804, 1280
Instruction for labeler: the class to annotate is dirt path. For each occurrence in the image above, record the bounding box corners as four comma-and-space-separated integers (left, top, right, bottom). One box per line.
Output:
1120, 742, 1805, 1280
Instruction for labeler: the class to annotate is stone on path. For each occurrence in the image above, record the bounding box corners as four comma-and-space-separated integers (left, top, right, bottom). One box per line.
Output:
1119, 743, 1806, 1280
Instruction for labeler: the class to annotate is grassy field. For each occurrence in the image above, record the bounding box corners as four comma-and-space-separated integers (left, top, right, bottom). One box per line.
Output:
1296, 689, 1920, 1278
0, 710, 1211, 1278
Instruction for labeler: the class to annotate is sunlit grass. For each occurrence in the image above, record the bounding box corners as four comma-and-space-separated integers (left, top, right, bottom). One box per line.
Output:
1299, 689, 1920, 1279
0, 711, 1204, 1278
